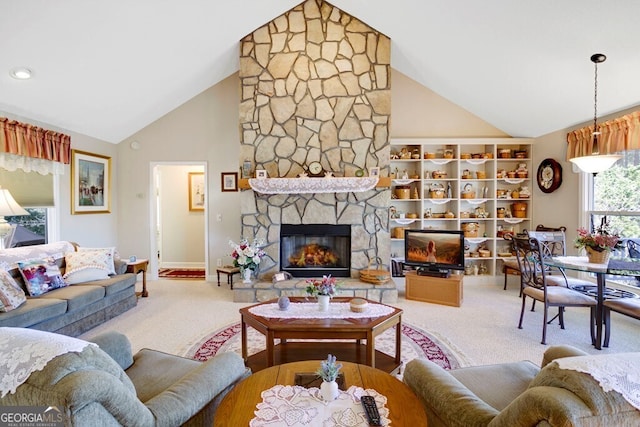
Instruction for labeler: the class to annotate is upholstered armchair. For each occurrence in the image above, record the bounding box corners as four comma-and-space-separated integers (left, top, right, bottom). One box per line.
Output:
0, 329, 251, 426
403, 345, 640, 427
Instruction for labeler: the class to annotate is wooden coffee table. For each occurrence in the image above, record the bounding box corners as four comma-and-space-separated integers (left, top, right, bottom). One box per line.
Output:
240, 297, 402, 373
213, 360, 428, 426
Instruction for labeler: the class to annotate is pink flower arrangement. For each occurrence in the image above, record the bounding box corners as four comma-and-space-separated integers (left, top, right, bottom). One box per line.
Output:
306, 275, 339, 297
575, 227, 621, 253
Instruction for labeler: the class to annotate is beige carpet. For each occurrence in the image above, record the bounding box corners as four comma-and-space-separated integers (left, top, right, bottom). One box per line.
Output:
80, 276, 640, 368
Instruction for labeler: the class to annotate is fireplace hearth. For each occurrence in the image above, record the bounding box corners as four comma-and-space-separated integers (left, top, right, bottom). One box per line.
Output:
280, 224, 351, 277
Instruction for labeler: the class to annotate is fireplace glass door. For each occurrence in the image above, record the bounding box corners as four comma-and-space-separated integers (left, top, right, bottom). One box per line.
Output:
280, 224, 351, 277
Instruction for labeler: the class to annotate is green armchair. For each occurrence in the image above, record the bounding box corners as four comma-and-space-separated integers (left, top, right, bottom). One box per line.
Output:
1, 330, 251, 426
403, 345, 640, 426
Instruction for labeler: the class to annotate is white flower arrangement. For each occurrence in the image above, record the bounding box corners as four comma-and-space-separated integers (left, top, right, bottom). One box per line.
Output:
229, 238, 266, 271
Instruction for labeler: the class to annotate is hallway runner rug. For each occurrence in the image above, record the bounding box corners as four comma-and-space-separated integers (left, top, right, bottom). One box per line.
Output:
185, 322, 462, 371
158, 268, 205, 279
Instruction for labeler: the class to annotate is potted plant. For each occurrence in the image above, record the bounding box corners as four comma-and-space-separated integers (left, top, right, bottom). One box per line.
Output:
317, 354, 342, 401
575, 217, 622, 264
306, 275, 339, 311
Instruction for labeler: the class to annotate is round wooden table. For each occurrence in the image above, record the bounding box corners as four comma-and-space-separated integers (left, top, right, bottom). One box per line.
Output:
213, 360, 427, 426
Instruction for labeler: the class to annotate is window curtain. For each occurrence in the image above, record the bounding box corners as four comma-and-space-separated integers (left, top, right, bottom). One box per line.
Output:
0, 117, 71, 175
566, 111, 640, 160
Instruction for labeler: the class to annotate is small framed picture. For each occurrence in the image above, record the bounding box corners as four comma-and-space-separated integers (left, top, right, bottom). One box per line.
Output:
188, 172, 205, 211
256, 169, 268, 179
369, 167, 380, 177
221, 172, 238, 192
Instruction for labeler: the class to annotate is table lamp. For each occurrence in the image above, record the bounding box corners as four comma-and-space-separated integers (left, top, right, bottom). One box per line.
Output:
0, 187, 29, 249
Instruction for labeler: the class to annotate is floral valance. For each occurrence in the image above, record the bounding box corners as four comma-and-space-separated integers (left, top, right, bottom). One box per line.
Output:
567, 111, 640, 160
0, 117, 71, 166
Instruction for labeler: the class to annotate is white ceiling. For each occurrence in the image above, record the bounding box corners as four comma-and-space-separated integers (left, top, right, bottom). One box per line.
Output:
2, 0, 639, 143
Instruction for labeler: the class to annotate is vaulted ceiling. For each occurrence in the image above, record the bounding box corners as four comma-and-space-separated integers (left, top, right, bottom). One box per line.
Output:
2, 0, 639, 143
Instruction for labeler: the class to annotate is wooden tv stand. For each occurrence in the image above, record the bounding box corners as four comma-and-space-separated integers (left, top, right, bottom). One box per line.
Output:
405, 271, 463, 307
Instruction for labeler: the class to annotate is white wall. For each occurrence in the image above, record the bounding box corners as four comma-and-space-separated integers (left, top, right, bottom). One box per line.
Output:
116, 73, 241, 278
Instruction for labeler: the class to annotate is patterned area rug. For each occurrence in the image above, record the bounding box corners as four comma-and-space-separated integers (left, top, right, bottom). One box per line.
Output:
158, 268, 205, 279
185, 322, 462, 370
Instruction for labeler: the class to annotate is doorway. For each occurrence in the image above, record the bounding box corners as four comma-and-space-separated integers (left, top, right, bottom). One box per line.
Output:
150, 163, 207, 277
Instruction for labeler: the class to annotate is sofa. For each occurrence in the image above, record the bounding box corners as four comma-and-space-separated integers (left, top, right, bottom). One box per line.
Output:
404, 345, 640, 426
0, 241, 137, 336
0, 328, 251, 426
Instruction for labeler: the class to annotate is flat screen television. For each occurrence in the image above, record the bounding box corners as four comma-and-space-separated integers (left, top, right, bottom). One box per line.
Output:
404, 229, 465, 271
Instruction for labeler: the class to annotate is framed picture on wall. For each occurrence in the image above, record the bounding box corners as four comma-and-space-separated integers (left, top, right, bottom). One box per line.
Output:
221, 172, 238, 192
369, 167, 380, 177
188, 172, 205, 211
71, 150, 111, 214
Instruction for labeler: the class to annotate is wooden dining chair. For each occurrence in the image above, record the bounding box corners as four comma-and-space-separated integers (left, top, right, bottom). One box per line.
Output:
512, 234, 596, 345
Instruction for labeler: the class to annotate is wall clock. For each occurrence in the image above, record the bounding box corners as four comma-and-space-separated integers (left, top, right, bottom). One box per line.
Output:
307, 161, 325, 177
537, 158, 562, 193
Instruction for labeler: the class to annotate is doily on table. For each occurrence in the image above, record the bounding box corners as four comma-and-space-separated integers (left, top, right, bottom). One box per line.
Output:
556, 353, 640, 410
250, 385, 390, 427
248, 302, 395, 319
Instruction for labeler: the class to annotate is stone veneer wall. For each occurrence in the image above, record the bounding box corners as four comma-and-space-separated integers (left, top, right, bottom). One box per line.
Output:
238, 0, 391, 278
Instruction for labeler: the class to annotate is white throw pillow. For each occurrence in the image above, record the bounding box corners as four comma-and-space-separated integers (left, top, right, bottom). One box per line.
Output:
76, 247, 116, 275
63, 251, 111, 284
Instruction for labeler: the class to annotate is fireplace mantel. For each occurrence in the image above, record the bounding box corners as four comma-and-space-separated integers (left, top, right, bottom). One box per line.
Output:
245, 177, 388, 194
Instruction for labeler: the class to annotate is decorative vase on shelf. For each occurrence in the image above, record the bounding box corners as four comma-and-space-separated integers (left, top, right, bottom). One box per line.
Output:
242, 268, 253, 284
320, 380, 339, 401
317, 294, 330, 312
586, 247, 610, 264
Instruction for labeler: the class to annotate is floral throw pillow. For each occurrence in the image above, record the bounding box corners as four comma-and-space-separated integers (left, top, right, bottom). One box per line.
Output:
0, 270, 26, 312
63, 251, 111, 284
17, 257, 68, 297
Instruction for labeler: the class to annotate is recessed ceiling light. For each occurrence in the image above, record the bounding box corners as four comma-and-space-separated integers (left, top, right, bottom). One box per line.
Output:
9, 67, 33, 80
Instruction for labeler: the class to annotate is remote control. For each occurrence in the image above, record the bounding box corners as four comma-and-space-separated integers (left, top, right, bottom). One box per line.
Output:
361, 395, 382, 426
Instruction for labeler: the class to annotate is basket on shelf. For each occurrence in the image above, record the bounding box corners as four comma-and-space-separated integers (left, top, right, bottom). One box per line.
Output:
429, 183, 445, 198
360, 257, 391, 285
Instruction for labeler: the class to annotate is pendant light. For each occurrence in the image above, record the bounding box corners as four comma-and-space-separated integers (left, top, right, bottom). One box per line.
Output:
569, 53, 622, 174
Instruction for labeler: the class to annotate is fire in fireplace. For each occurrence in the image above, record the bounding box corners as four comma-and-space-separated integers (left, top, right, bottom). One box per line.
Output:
280, 224, 351, 277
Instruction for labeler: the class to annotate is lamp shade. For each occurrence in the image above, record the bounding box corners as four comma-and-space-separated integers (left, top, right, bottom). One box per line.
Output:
0, 187, 29, 217
569, 154, 622, 174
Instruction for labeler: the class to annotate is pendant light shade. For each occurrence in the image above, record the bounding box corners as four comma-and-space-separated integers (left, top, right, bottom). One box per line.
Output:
569, 53, 622, 174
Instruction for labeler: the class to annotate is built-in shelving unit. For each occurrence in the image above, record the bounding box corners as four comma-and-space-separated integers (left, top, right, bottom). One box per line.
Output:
389, 138, 533, 277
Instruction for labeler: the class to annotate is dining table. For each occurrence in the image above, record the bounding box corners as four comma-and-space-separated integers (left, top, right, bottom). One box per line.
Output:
544, 256, 640, 350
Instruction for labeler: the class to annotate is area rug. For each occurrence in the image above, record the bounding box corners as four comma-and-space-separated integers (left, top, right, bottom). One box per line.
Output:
158, 268, 205, 279
184, 322, 463, 370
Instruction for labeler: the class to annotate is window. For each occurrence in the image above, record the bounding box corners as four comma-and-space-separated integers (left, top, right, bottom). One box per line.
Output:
588, 149, 640, 240
5, 208, 47, 247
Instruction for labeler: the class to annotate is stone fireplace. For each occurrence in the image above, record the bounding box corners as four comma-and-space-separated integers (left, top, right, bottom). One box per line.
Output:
238, 0, 391, 279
